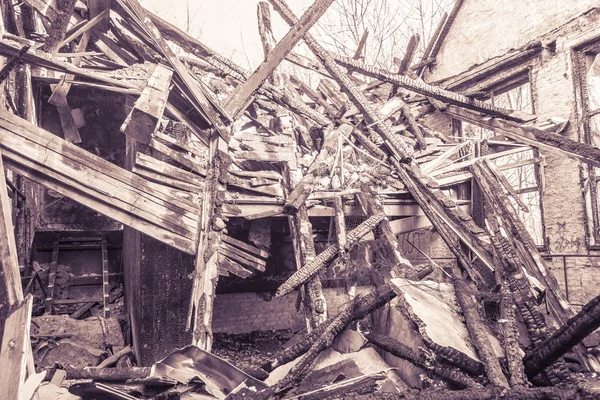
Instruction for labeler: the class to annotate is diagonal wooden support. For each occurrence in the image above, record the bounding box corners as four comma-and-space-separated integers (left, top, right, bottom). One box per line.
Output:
224, 0, 335, 120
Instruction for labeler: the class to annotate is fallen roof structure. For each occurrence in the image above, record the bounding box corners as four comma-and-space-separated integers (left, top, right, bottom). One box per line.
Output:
1, 0, 600, 398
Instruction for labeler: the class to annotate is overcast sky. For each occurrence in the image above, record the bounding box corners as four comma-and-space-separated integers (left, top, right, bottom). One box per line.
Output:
139, 0, 315, 69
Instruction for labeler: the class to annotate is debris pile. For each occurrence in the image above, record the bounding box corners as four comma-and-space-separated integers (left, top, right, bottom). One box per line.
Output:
1, 0, 600, 399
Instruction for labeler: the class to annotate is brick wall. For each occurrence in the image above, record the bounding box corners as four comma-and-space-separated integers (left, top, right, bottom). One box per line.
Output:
213, 287, 370, 334
428, 0, 599, 81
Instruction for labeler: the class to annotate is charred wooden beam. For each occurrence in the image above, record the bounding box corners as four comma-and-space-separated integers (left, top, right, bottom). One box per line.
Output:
42, 0, 78, 54
331, 56, 534, 123
448, 105, 600, 169
225, 0, 335, 119
450, 264, 509, 388
365, 332, 479, 389
0, 45, 30, 85
264, 283, 396, 372
262, 302, 355, 396
500, 291, 528, 387
425, 341, 485, 377
275, 213, 386, 298
523, 293, 600, 379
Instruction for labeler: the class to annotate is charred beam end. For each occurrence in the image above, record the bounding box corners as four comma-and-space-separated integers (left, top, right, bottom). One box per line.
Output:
274, 213, 386, 298
263, 284, 396, 372
523, 293, 600, 379
365, 332, 480, 389
0, 45, 30, 85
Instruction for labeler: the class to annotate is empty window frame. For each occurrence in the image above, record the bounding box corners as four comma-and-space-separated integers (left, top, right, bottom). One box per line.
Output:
572, 40, 600, 247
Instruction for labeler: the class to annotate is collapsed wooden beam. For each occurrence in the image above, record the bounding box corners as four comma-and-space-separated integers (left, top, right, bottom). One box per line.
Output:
225, 0, 335, 119
120, 64, 173, 144
263, 283, 397, 372
365, 332, 479, 389
447, 105, 600, 169
330, 55, 535, 123
523, 293, 600, 379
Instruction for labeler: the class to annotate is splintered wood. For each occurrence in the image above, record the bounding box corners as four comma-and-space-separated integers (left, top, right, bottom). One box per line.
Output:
3, 0, 600, 398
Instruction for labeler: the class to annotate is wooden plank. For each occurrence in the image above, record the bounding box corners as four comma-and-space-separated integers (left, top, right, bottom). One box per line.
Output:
121, 64, 173, 144
54, 95, 82, 143
6, 160, 196, 254
0, 130, 198, 237
224, 0, 335, 119
219, 247, 266, 272
148, 138, 207, 176
217, 254, 253, 279
133, 166, 203, 193
59, 8, 109, 48
0, 110, 200, 215
0, 295, 33, 400
135, 152, 204, 187
153, 131, 207, 160
222, 235, 269, 259
0, 150, 23, 306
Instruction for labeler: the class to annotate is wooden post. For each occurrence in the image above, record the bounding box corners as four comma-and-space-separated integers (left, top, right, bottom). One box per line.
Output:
0, 294, 33, 400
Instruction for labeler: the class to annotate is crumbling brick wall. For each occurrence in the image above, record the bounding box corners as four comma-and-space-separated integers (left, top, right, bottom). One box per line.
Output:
212, 287, 368, 334
428, 3, 600, 308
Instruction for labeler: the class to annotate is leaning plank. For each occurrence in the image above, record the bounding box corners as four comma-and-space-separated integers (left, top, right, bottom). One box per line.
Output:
133, 166, 203, 193
121, 64, 173, 144
58, 8, 108, 48
446, 105, 600, 169
0, 294, 33, 400
221, 243, 267, 269
233, 150, 296, 162
217, 254, 253, 279
0, 150, 23, 306
224, 0, 335, 119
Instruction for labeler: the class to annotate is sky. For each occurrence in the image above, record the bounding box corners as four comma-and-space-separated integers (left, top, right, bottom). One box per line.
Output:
139, 0, 315, 69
